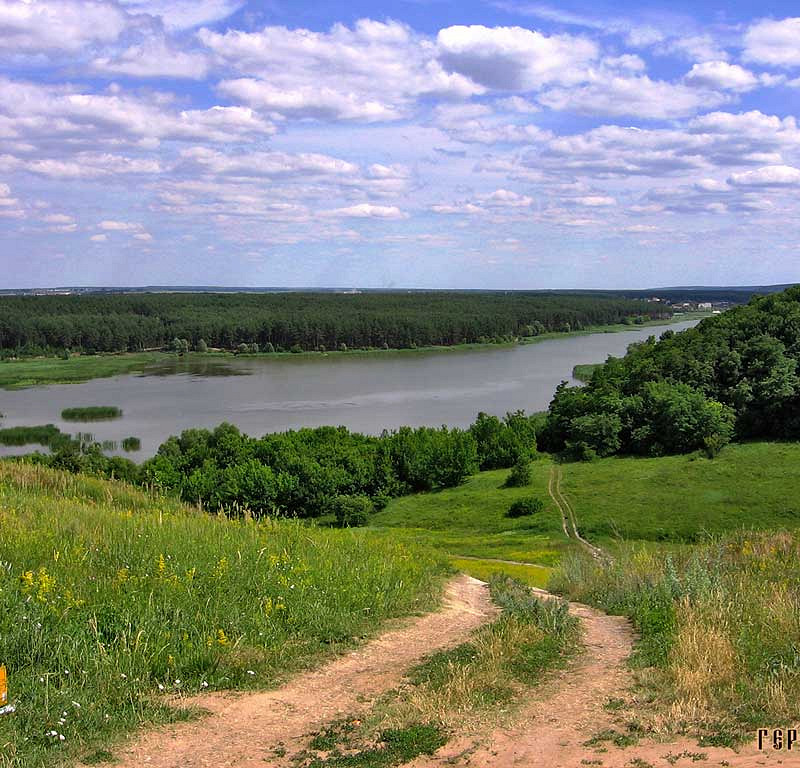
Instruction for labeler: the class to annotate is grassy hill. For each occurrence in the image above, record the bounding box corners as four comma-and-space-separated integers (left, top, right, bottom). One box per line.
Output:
560, 442, 800, 543
372, 459, 572, 587
0, 463, 445, 768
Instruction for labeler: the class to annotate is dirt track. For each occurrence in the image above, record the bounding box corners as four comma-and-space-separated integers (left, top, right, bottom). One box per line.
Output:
108, 572, 780, 768
108, 574, 496, 768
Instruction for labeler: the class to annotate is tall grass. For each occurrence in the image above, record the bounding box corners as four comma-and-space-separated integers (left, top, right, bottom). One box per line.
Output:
0, 463, 445, 767
550, 532, 800, 742
60, 407, 122, 422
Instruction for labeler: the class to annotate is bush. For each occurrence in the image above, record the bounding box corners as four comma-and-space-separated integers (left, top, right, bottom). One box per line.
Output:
330, 494, 374, 527
504, 457, 531, 487
506, 497, 544, 518
196, 338, 208, 353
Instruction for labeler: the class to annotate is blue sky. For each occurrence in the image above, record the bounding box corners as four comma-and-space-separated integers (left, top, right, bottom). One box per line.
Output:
1, 1, 799, 288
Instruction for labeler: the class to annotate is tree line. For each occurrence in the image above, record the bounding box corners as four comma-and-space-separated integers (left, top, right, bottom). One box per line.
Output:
541, 286, 800, 459
0, 291, 666, 356
33, 410, 542, 519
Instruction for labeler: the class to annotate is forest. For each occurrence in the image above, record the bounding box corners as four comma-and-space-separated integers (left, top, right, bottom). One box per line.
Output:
542, 285, 800, 459
0, 291, 665, 356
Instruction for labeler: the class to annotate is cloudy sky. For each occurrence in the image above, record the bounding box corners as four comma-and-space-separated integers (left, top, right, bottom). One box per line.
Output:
1, 0, 799, 288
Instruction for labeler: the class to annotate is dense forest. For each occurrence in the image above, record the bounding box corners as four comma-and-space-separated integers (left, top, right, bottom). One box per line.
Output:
34, 411, 541, 519
542, 285, 800, 459
0, 292, 666, 356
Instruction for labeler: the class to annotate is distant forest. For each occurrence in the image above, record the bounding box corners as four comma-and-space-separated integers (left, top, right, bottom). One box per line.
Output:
0, 292, 667, 355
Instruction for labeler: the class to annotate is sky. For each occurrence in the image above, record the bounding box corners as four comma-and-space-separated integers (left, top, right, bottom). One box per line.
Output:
1, 1, 799, 289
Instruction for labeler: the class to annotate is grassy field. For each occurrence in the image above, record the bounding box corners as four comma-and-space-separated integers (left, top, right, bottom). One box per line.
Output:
0, 313, 706, 391
0, 463, 446, 768
372, 460, 573, 585
559, 442, 800, 543
552, 531, 800, 743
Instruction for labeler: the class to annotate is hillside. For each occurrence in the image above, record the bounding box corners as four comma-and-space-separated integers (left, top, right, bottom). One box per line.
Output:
0, 463, 445, 767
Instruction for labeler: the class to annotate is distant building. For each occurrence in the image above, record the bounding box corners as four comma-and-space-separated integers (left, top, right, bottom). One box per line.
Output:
698, 302, 713, 310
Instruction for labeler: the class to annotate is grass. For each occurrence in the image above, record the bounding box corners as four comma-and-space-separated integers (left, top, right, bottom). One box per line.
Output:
295, 577, 578, 767
60, 407, 122, 422
371, 462, 571, 568
0, 426, 66, 448
121, 437, 141, 452
0, 462, 447, 768
550, 531, 800, 743
559, 443, 800, 543
0, 353, 163, 390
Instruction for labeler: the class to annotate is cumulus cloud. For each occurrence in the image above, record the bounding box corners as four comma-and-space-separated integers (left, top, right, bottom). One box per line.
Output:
744, 17, 800, 68
0, 0, 127, 55
202, 19, 482, 122
684, 61, 759, 92
729, 165, 800, 186
119, 0, 242, 32
92, 36, 210, 79
436, 24, 598, 90
539, 74, 728, 119
324, 203, 407, 219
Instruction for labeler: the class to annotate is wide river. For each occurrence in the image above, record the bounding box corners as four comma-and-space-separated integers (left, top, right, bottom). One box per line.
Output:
0, 319, 699, 459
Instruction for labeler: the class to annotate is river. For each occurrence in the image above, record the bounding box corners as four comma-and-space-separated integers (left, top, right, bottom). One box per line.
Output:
0, 319, 699, 459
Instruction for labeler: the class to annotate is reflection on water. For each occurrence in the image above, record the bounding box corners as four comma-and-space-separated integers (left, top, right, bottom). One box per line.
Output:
0, 320, 700, 459
140, 357, 249, 378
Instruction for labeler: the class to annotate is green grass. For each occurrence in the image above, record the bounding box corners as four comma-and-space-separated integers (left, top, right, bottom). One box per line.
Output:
0, 462, 446, 768
371, 462, 570, 567
559, 443, 800, 543
61, 407, 122, 422
0, 425, 66, 448
0, 353, 163, 390
449, 557, 551, 589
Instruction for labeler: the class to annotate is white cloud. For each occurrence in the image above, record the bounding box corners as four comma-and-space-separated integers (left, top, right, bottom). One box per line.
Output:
744, 18, 800, 68
540, 74, 728, 119
729, 165, 800, 187
202, 19, 482, 122
436, 24, 598, 90
92, 37, 210, 79
685, 61, 758, 92
574, 195, 616, 206
0, 0, 127, 55
89, 233, 107, 242
119, 0, 242, 32
98, 220, 141, 231
324, 204, 407, 219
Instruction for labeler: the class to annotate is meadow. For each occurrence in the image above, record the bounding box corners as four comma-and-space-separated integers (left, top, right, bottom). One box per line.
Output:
551, 531, 800, 744
0, 463, 445, 768
372, 460, 572, 587
559, 442, 800, 543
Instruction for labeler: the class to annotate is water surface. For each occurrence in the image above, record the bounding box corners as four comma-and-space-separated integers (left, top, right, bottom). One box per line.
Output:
0, 320, 698, 459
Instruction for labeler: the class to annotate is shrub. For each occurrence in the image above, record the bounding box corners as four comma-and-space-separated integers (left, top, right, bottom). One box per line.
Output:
196, 338, 208, 353
122, 436, 142, 452
506, 497, 544, 518
504, 457, 531, 487
330, 494, 374, 527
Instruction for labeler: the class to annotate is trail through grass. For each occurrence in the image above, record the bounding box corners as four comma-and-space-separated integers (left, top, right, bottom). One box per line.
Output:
0, 463, 446, 768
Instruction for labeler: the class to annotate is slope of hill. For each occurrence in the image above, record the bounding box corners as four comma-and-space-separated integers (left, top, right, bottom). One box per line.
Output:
0, 463, 445, 767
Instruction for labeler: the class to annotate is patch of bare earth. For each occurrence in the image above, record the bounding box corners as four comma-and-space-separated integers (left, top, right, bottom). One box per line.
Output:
108, 574, 496, 768
408, 592, 780, 768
